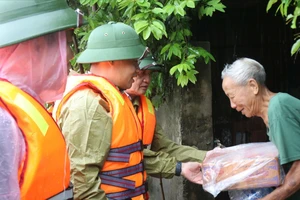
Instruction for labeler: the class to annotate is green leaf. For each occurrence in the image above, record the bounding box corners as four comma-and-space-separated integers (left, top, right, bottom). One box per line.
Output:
291, 39, 300, 55
80, 0, 90, 5
152, 8, 165, 14
180, 75, 189, 87
204, 7, 216, 17
177, 74, 182, 86
134, 20, 149, 34
203, 50, 216, 62
150, 24, 163, 40
208, 53, 216, 62
154, 2, 163, 7
164, 4, 175, 15
152, 20, 167, 38
161, 43, 171, 54
136, 0, 151, 8
170, 32, 176, 40
279, 3, 284, 16
90, 0, 98, 5
132, 13, 146, 20
174, 31, 184, 40
204, 56, 210, 64
207, 0, 220, 6
169, 43, 182, 58
182, 63, 190, 72
198, 6, 205, 19
291, 16, 297, 29
152, 20, 164, 31
266, 0, 278, 12
118, 0, 131, 10
286, 14, 294, 21
180, 1, 187, 9
167, 49, 173, 60
214, 3, 226, 12
170, 65, 178, 75
187, 0, 195, 8
122, 3, 134, 18
187, 54, 197, 59
142, 26, 152, 40
176, 63, 184, 73
175, 5, 185, 16
183, 28, 192, 36
187, 70, 198, 84
283, 0, 291, 16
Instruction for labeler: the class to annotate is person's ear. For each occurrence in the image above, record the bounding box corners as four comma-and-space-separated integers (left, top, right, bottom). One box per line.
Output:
248, 79, 259, 95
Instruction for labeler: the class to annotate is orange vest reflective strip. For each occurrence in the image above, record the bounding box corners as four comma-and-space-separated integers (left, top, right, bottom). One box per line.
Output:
138, 95, 156, 145
0, 81, 70, 200
55, 75, 146, 199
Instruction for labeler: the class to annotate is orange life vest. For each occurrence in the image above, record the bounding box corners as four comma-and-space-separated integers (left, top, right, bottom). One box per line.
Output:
123, 94, 156, 146
0, 80, 71, 200
55, 75, 147, 200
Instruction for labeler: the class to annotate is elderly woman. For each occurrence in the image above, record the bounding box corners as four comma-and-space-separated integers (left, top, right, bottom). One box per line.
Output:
221, 57, 300, 200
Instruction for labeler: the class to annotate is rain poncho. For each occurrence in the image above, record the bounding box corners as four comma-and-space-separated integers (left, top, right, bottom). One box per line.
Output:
0, 31, 67, 104
0, 107, 25, 199
0, 31, 67, 199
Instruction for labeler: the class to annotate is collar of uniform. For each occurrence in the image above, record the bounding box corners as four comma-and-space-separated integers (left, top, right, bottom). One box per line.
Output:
132, 97, 140, 108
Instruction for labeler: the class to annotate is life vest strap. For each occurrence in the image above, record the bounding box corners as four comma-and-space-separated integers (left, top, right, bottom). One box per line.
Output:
110, 140, 143, 154
47, 185, 73, 200
106, 184, 146, 200
101, 163, 144, 178
106, 152, 130, 162
100, 174, 136, 190
107, 140, 143, 162
99, 163, 144, 190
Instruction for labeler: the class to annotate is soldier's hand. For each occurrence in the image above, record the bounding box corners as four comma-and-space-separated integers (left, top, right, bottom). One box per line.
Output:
181, 162, 203, 184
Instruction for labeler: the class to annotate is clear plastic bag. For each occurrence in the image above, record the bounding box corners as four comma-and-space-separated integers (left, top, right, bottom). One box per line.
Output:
202, 142, 282, 197
228, 188, 274, 200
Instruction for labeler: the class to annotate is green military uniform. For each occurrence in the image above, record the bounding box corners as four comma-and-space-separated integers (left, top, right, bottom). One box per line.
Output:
57, 90, 207, 199
133, 97, 207, 178
57, 89, 111, 200
57, 21, 147, 200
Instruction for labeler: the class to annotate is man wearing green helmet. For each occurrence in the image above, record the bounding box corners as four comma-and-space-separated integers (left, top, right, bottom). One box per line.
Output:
0, 0, 78, 199
54, 22, 149, 199
125, 54, 207, 193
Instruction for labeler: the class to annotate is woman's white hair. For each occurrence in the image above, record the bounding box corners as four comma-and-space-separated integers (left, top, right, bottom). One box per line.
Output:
221, 57, 266, 86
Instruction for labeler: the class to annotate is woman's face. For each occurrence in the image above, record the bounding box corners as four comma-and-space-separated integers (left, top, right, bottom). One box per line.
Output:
222, 76, 258, 118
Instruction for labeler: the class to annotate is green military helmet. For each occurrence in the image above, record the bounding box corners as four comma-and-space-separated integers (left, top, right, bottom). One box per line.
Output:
0, 0, 78, 48
139, 53, 162, 71
77, 22, 146, 64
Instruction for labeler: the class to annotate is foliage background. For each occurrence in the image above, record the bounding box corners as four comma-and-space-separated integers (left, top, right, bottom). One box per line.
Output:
267, 0, 300, 56
68, 0, 226, 106
68, 0, 299, 106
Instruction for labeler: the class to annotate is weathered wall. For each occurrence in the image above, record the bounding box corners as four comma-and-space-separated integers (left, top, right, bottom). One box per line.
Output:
148, 42, 214, 200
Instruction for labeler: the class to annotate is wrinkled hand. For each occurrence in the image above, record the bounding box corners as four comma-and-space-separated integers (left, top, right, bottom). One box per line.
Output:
181, 162, 203, 184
